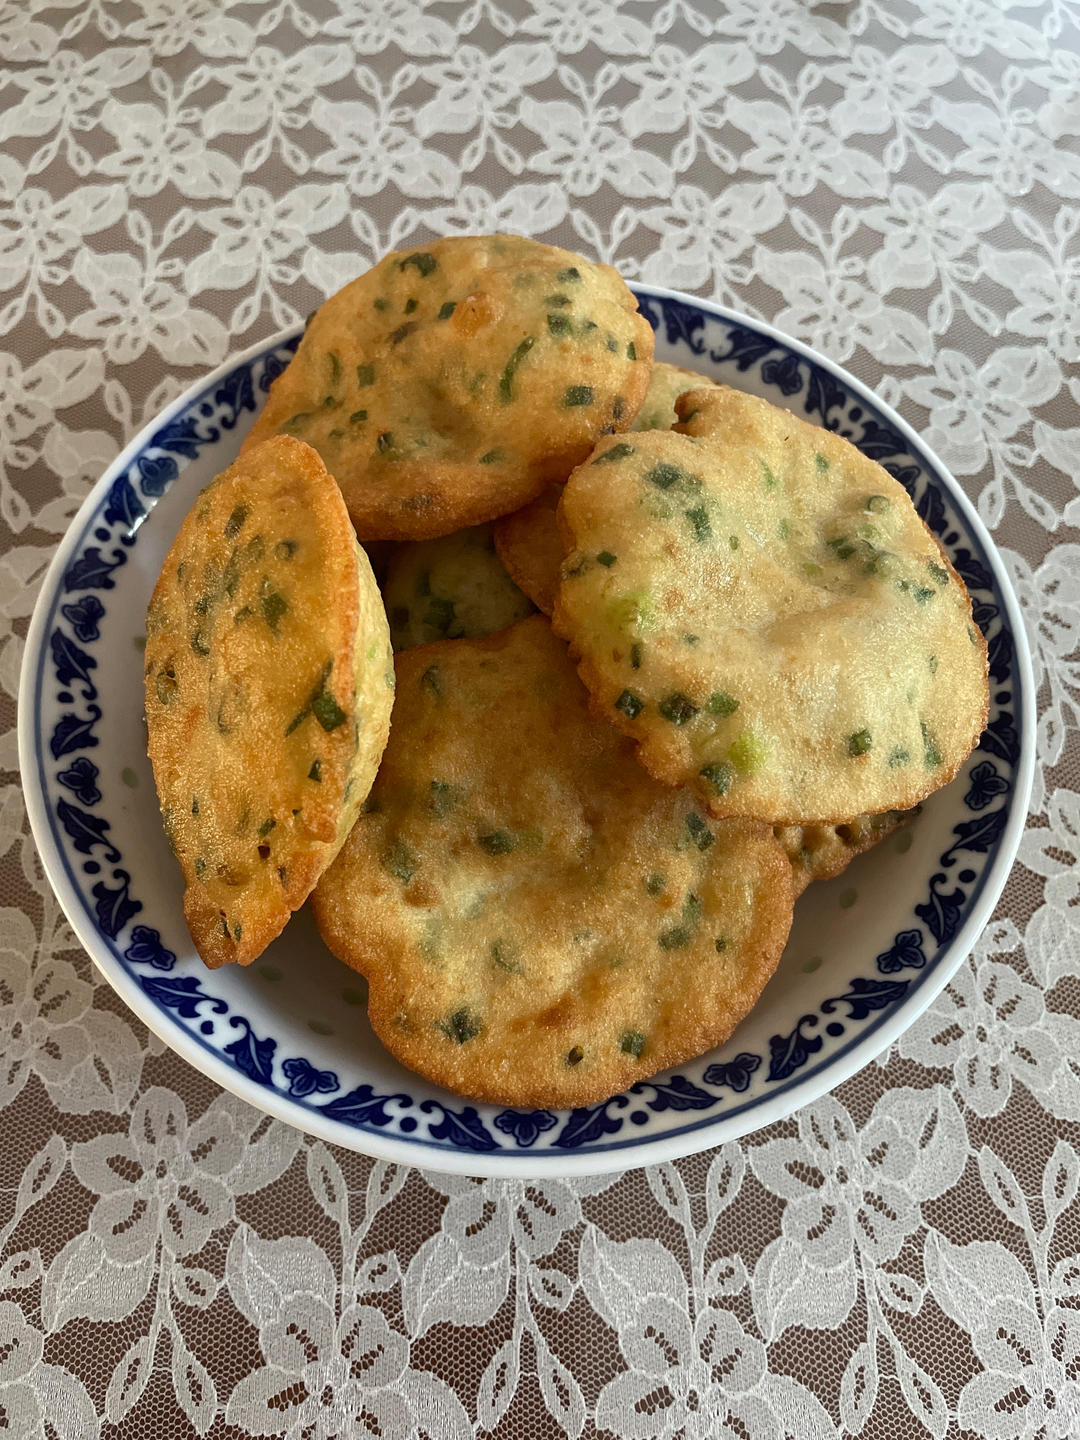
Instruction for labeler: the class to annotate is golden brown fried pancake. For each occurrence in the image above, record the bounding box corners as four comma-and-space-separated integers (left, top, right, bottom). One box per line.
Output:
144, 436, 394, 968
383, 524, 533, 649
312, 616, 793, 1108
552, 387, 989, 825
243, 235, 653, 541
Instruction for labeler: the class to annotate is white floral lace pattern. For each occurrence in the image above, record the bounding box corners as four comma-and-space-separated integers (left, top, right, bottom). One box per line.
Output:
1, 0, 1078, 1434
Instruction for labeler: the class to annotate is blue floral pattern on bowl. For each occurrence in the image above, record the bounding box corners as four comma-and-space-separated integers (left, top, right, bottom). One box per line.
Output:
21, 289, 1033, 1172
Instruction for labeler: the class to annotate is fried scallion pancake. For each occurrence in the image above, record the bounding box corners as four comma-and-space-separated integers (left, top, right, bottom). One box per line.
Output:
243, 234, 653, 541
383, 524, 533, 650
553, 386, 989, 825
312, 616, 793, 1108
144, 436, 394, 968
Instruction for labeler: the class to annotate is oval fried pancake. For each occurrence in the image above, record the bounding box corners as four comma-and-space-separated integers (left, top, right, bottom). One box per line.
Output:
242, 235, 654, 541
493, 364, 720, 614
144, 436, 394, 969
492, 485, 562, 616
777, 808, 918, 899
383, 524, 533, 650
632, 360, 717, 432
553, 386, 989, 825
312, 616, 793, 1109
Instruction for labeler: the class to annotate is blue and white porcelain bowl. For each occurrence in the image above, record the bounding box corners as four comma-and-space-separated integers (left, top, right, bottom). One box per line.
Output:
18, 286, 1035, 1176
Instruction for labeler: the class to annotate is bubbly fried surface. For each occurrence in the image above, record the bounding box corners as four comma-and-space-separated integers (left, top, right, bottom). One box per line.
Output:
492, 485, 562, 616
312, 616, 793, 1108
383, 524, 533, 650
631, 361, 717, 432
777, 809, 918, 899
242, 235, 653, 541
553, 386, 989, 825
144, 437, 394, 969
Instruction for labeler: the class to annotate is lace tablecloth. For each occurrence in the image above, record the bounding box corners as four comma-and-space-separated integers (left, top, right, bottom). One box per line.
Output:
3, 2, 1079, 1435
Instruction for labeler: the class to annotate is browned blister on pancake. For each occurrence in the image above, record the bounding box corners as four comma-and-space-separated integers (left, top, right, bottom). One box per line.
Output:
144, 436, 394, 968
553, 386, 989, 825
312, 616, 793, 1108
242, 234, 653, 541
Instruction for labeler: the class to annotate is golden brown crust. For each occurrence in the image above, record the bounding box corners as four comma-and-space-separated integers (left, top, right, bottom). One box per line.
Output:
312, 616, 793, 1108
552, 392, 990, 826
144, 436, 394, 968
242, 234, 654, 541
492, 485, 563, 616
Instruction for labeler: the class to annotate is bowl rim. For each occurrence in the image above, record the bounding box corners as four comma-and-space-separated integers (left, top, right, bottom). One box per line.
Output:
18, 283, 1036, 1177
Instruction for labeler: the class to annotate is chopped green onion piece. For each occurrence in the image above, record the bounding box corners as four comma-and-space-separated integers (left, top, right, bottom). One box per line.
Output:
615, 689, 644, 718
547, 313, 572, 337
399, 252, 437, 276
356, 363, 375, 387
597, 550, 617, 567
659, 692, 698, 725
438, 300, 456, 320
708, 691, 739, 717
564, 385, 593, 407
224, 504, 249, 539
700, 761, 735, 795
592, 443, 635, 464
685, 506, 711, 542
312, 690, 347, 732
848, 729, 873, 757
478, 830, 515, 855
620, 1030, 645, 1058
686, 812, 714, 851
499, 336, 536, 402
308, 760, 321, 782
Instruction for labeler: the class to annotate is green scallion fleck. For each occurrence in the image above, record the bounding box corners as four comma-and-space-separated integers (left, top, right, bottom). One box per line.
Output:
356, 363, 375, 387
921, 721, 942, 768
404, 297, 417, 314
440, 1007, 481, 1044
659, 692, 698, 725
627, 341, 638, 360
700, 762, 735, 795
645, 874, 665, 896
499, 336, 535, 402
630, 642, 642, 669
312, 690, 347, 732
224, 504, 249, 539
685, 506, 711, 542
479, 449, 502, 464
888, 747, 910, 768
276, 539, 298, 560
383, 838, 419, 884
646, 462, 687, 491
438, 300, 456, 320
708, 691, 739, 717
815, 454, 829, 473
308, 760, 321, 782
848, 729, 873, 757
592, 443, 635, 464
258, 818, 276, 838
620, 1030, 645, 1058
686, 812, 714, 851
328, 351, 341, 385
597, 550, 617, 567
658, 925, 692, 951
261, 586, 288, 633
547, 313, 572, 337
556, 266, 581, 282
399, 252, 437, 276
564, 385, 593, 407
866, 494, 890, 512
478, 830, 515, 855
913, 585, 936, 604
615, 689, 644, 719
390, 321, 418, 346
376, 432, 394, 454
